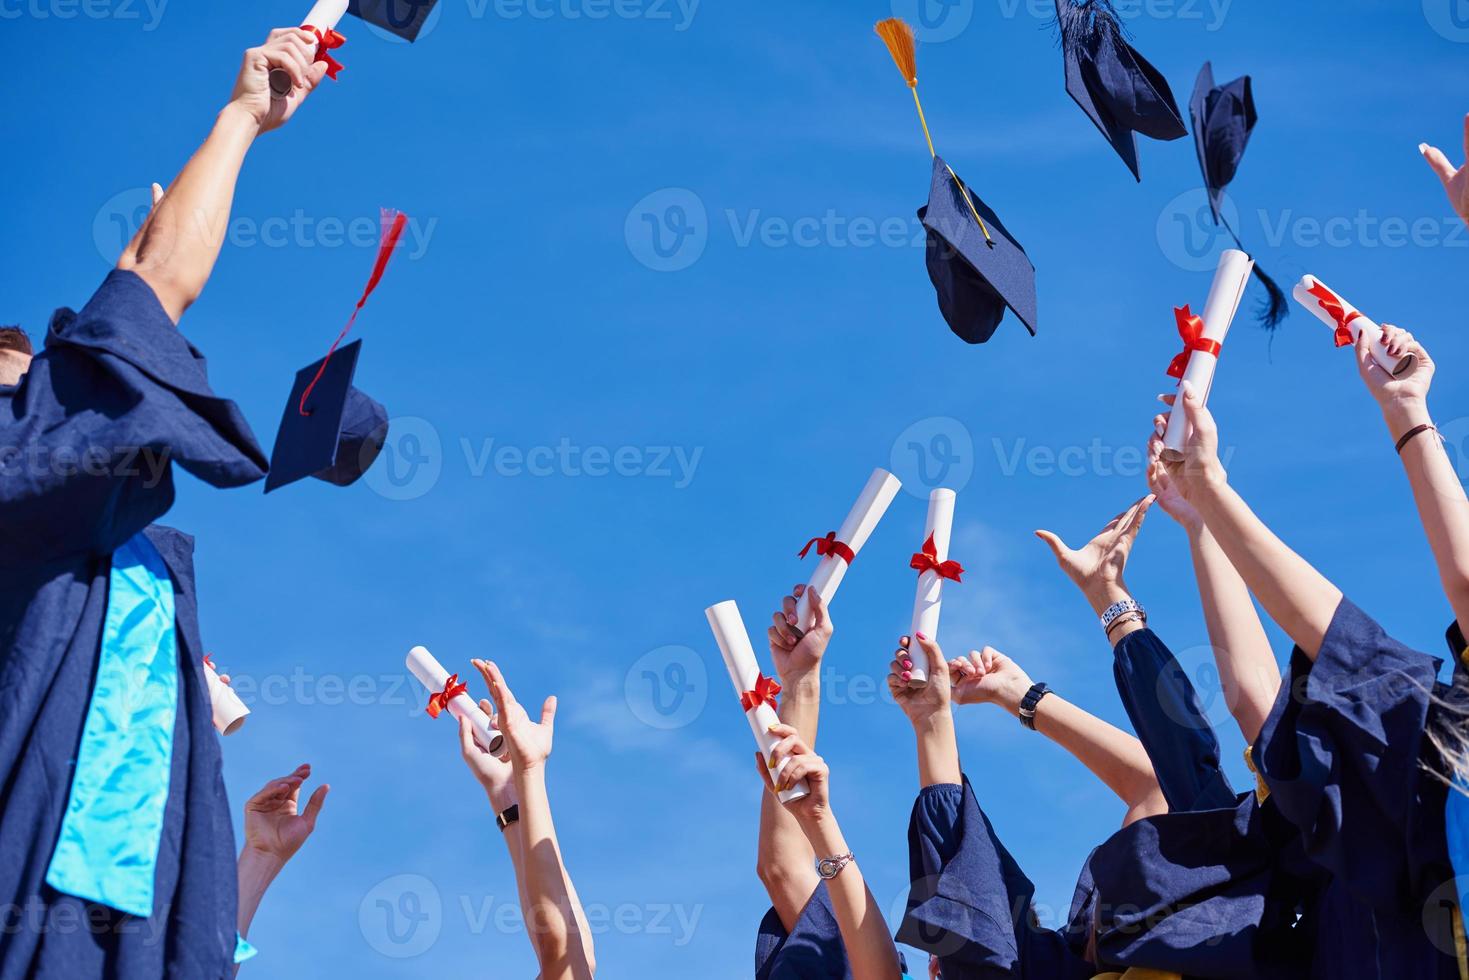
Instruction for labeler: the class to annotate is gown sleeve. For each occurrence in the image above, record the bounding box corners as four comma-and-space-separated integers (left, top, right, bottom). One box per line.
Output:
755, 882, 851, 980
0, 271, 267, 560
1112, 628, 1237, 813
1252, 597, 1446, 911
896, 777, 1094, 979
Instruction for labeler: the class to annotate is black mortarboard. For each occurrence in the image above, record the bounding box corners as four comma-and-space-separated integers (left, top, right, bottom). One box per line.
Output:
919, 156, 1038, 343
348, 0, 439, 41
1189, 62, 1288, 328
1055, 0, 1187, 181
265, 339, 388, 493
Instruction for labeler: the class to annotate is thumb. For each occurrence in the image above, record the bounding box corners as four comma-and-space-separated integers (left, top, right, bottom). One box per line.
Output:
302, 783, 329, 828
1421, 142, 1456, 188
912, 632, 944, 674
457, 714, 476, 756
1033, 529, 1069, 563
806, 586, 828, 631
755, 751, 776, 793
540, 695, 558, 732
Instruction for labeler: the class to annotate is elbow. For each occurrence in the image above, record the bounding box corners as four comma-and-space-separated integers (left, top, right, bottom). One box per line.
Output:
117, 250, 197, 320
756, 855, 790, 896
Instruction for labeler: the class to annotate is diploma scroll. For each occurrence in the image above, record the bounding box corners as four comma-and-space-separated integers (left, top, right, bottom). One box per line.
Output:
269, 0, 350, 97
705, 601, 810, 804
792, 468, 903, 635
405, 645, 506, 757
1162, 248, 1253, 462
906, 488, 957, 688
1293, 275, 1415, 378
204, 658, 250, 736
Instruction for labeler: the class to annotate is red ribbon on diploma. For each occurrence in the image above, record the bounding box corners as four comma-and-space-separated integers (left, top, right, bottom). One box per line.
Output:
299, 209, 410, 415
1166, 305, 1222, 379
203, 654, 216, 671
425, 674, 467, 719
910, 533, 964, 582
306, 24, 346, 80
798, 532, 855, 565
740, 674, 782, 712
1304, 281, 1361, 347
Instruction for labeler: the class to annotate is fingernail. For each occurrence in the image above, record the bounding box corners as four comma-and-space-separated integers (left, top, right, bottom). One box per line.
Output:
767, 725, 779, 733
786, 614, 796, 625
916, 632, 927, 641
901, 659, 913, 669
1419, 142, 1429, 154
768, 756, 777, 770
902, 671, 912, 680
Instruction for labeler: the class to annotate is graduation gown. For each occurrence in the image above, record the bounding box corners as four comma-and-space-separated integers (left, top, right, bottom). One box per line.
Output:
897, 629, 1234, 978
756, 885, 912, 980
0, 271, 267, 978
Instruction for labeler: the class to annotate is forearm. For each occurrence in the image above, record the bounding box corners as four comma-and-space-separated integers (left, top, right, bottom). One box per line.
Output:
757, 669, 820, 931
1192, 480, 1341, 660
234, 848, 284, 975
117, 104, 258, 322
912, 711, 962, 789
1187, 524, 1281, 741
1032, 695, 1163, 813
799, 817, 901, 980
514, 769, 593, 980
1385, 400, 1469, 629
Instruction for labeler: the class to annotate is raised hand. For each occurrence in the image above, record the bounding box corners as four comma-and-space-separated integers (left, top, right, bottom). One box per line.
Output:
1148, 416, 1202, 531
758, 723, 832, 827
1157, 381, 1229, 506
229, 29, 329, 134
886, 633, 950, 726
1035, 494, 1154, 613
1355, 325, 1434, 412
1421, 116, 1469, 230
767, 584, 833, 682
242, 764, 329, 865
949, 647, 1034, 716
474, 659, 557, 775
457, 700, 517, 812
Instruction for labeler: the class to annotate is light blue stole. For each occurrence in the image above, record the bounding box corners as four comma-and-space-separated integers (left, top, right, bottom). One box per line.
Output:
46, 532, 179, 918
1451, 647, 1469, 959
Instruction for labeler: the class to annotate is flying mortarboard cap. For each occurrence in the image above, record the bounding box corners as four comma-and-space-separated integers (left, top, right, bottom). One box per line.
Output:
875, 18, 1038, 343
1189, 62, 1288, 328
919, 157, 1038, 343
265, 339, 388, 493
1055, 0, 1187, 180
348, 0, 440, 41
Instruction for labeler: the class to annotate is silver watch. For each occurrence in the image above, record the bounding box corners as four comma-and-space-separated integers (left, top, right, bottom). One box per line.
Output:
816, 852, 855, 880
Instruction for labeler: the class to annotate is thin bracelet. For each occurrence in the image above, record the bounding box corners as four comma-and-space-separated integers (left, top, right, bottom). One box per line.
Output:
1396, 423, 1438, 455
1105, 612, 1145, 637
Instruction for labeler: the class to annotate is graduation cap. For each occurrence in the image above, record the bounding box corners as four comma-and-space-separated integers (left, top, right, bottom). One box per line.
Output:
348, 0, 439, 41
1054, 0, 1187, 180
265, 209, 407, 494
876, 18, 1038, 343
1189, 62, 1288, 329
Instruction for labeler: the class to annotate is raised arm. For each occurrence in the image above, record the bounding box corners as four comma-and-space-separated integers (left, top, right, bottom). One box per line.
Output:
474, 660, 594, 980
1353, 328, 1469, 633
887, 632, 962, 790
1163, 382, 1343, 659
117, 30, 326, 321
763, 725, 903, 980
951, 647, 1166, 826
235, 764, 329, 975
1148, 423, 1280, 742
757, 585, 831, 932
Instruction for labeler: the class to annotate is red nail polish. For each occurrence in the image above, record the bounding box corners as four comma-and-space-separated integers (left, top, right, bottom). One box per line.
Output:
916, 632, 927, 641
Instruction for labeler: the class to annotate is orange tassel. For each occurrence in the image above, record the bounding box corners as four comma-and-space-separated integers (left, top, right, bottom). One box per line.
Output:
875, 18, 918, 88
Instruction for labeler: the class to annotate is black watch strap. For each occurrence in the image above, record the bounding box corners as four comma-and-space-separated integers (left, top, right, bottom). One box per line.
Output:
1019, 683, 1051, 731
496, 803, 520, 832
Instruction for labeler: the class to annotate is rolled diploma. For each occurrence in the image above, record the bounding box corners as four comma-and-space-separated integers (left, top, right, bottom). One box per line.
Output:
705, 601, 809, 804
405, 645, 505, 756
204, 660, 250, 736
1293, 275, 1414, 377
269, 0, 350, 96
792, 468, 903, 633
906, 488, 955, 688
1162, 248, 1254, 461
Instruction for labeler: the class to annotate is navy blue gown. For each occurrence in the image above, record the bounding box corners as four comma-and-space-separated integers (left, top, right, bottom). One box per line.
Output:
0, 271, 267, 978
895, 629, 1234, 978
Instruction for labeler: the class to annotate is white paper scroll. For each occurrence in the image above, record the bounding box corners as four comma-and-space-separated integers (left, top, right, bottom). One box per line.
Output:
705, 601, 810, 804
204, 659, 250, 736
405, 646, 505, 757
1162, 248, 1254, 462
792, 468, 903, 634
906, 488, 956, 688
269, 0, 350, 97
1293, 275, 1415, 378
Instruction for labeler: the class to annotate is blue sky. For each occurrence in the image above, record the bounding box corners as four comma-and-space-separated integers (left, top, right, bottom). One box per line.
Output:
4, 0, 1469, 975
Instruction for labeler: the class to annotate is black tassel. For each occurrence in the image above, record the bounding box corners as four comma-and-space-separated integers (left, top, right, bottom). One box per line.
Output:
1251, 262, 1289, 331
1054, 0, 1125, 48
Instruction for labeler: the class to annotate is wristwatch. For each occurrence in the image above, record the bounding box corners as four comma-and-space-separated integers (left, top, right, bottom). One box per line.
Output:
1018, 682, 1051, 731
496, 803, 520, 832
1099, 598, 1146, 631
816, 852, 855, 880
